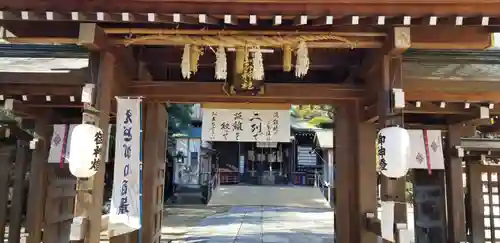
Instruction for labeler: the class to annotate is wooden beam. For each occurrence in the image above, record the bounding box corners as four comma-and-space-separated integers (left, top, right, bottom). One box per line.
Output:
126, 81, 365, 104
404, 78, 500, 93
0, 145, 14, 243
3, 24, 490, 50
82, 52, 114, 243
335, 102, 359, 243
2, 0, 500, 16
375, 52, 407, 242
2, 99, 50, 119
466, 162, 485, 242
411, 26, 491, 50
404, 77, 500, 103
8, 139, 30, 243
0, 83, 82, 96
365, 101, 500, 121
0, 71, 86, 85
445, 125, 469, 243
142, 102, 167, 243
405, 90, 500, 103
347, 26, 410, 83
26, 111, 52, 243
357, 110, 378, 243
78, 23, 109, 51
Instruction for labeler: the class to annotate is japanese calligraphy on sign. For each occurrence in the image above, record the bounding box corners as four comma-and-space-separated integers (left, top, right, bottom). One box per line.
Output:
89, 130, 104, 171
109, 98, 142, 229
377, 133, 388, 171
202, 109, 290, 142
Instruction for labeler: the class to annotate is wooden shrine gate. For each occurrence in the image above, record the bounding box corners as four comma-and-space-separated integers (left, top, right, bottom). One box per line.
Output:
2, 0, 500, 243
0, 107, 77, 243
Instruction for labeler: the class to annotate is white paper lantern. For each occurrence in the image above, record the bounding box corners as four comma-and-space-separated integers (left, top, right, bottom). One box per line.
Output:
68, 124, 104, 178
377, 126, 410, 178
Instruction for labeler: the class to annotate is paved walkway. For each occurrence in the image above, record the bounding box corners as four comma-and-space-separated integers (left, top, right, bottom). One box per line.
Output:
170, 185, 334, 243
178, 206, 334, 243
208, 185, 331, 208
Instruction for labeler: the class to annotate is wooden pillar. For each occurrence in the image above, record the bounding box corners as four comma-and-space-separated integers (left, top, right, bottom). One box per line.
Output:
357, 115, 378, 243
86, 52, 114, 243
466, 162, 484, 243
26, 112, 53, 243
378, 54, 407, 242
336, 100, 376, 243
0, 144, 15, 243
335, 102, 358, 243
445, 124, 468, 243
9, 139, 31, 243
72, 51, 114, 243
142, 102, 167, 243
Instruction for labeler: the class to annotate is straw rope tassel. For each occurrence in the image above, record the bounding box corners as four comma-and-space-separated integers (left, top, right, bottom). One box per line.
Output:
283, 45, 292, 72
252, 48, 264, 81
181, 44, 191, 79
190, 45, 203, 75
235, 47, 245, 74
295, 41, 309, 78
215, 46, 227, 80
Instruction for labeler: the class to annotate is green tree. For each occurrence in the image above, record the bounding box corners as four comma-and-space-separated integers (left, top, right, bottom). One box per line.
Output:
292, 105, 334, 127
166, 103, 194, 135
292, 105, 334, 120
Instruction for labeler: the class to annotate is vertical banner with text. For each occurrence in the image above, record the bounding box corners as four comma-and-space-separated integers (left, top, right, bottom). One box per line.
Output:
109, 98, 142, 229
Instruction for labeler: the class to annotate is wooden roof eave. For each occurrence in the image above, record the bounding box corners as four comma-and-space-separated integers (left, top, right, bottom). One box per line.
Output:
2, 0, 500, 16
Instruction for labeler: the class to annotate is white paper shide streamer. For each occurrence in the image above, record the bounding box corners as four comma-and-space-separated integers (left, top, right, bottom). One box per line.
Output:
252, 48, 264, 81
215, 46, 227, 80
295, 41, 309, 78
181, 44, 191, 79
381, 201, 396, 242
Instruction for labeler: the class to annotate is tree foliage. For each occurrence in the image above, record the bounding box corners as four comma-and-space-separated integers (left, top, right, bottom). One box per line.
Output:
166, 103, 194, 135
291, 105, 334, 128
292, 105, 334, 120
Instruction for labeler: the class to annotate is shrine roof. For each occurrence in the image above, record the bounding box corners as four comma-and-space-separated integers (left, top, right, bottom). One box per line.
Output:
0, 44, 88, 73
0, 1, 499, 29
404, 50, 500, 82
0, 57, 88, 73
0, 0, 498, 16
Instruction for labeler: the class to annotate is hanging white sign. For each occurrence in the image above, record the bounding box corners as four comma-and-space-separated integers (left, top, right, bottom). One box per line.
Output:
109, 98, 142, 229
408, 129, 445, 170
201, 108, 290, 142
48, 124, 112, 164
381, 201, 396, 242
48, 124, 69, 164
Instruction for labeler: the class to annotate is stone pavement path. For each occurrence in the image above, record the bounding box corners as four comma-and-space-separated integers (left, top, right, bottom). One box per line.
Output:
175, 206, 335, 243
161, 205, 231, 242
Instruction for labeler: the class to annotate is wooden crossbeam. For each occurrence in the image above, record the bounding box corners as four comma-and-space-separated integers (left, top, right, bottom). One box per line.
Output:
0, 72, 86, 85
364, 101, 500, 122
1, 1, 500, 20
0, 83, 81, 97
345, 26, 410, 84
2, 24, 490, 50
78, 23, 108, 51
126, 81, 364, 104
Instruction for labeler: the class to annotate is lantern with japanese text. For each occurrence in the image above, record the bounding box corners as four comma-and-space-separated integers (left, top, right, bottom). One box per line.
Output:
376, 126, 410, 179
68, 124, 104, 178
